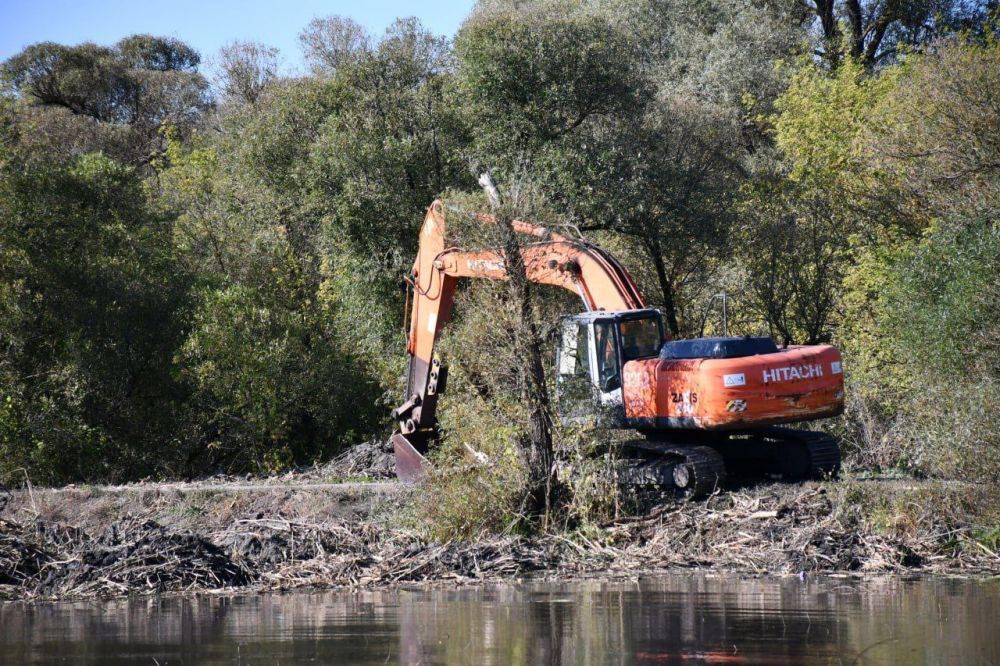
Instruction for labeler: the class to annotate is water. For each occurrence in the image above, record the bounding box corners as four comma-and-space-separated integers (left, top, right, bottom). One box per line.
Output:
0, 573, 997, 664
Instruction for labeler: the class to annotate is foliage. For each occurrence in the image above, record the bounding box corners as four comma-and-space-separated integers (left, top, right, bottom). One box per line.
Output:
179, 278, 380, 472
1, 36, 210, 167
310, 19, 471, 259
159, 76, 383, 473
299, 16, 370, 75
842, 220, 999, 482
0, 9, 996, 518
737, 178, 849, 345
156, 19, 472, 473
737, 54, 897, 344
831, 36, 1000, 483
215, 41, 279, 106
416, 393, 531, 539
864, 32, 1000, 223
773, 57, 897, 191
0, 147, 190, 484
455, 7, 645, 161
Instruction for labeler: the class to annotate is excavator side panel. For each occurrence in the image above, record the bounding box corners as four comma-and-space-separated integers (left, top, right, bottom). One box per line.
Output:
623, 345, 844, 430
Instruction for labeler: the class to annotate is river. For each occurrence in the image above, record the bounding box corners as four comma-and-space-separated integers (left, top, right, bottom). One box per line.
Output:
0, 573, 997, 664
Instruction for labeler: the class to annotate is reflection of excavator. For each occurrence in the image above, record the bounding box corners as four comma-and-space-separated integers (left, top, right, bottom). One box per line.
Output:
392, 201, 843, 498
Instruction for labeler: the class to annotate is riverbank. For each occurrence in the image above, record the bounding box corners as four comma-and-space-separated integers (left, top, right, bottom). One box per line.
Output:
1, 448, 996, 602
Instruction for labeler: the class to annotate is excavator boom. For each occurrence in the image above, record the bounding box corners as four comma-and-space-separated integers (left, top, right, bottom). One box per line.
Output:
393, 200, 644, 478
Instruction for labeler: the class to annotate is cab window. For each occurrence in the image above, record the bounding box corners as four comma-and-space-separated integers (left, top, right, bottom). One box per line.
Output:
619, 318, 663, 361
594, 321, 620, 392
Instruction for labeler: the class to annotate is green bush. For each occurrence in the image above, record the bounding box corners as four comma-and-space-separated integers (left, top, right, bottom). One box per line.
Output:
0, 151, 190, 484
416, 395, 531, 539
180, 278, 382, 473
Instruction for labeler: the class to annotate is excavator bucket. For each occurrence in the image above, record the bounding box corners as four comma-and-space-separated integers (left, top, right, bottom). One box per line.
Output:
392, 433, 430, 483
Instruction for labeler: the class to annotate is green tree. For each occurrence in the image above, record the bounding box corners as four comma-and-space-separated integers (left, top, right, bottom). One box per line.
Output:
215, 41, 279, 106
758, 34, 999, 481
309, 18, 473, 382
159, 19, 470, 469
805, 0, 993, 69
457, 1, 811, 336
0, 143, 190, 483
455, 7, 644, 163
179, 278, 380, 472
160, 78, 384, 471
1, 35, 211, 167
739, 56, 897, 344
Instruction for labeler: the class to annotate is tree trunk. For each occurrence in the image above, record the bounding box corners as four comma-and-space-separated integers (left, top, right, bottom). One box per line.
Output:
812, 0, 842, 69
480, 174, 555, 520
642, 236, 680, 336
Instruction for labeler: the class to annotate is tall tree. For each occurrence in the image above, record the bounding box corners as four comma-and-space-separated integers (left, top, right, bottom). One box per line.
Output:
1, 35, 211, 166
455, 7, 645, 164
478, 174, 556, 519
460, 0, 801, 334
0, 143, 191, 483
804, 0, 994, 68
216, 41, 279, 105
299, 15, 371, 75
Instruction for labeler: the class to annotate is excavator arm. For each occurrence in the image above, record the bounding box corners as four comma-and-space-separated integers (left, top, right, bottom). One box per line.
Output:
391, 200, 645, 480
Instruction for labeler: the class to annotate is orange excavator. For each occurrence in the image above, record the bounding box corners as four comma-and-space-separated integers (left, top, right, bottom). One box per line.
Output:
392, 201, 844, 498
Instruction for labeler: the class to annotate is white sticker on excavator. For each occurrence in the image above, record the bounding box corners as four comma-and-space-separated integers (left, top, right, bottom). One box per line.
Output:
723, 373, 746, 387
426, 312, 437, 333
831, 361, 842, 374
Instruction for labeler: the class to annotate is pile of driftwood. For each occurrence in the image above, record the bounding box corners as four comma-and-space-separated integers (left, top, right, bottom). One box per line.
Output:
1, 480, 995, 602
0, 517, 252, 600
606, 484, 997, 574
0, 513, 566, 601
239, 519, 563, 589
609, 486, 888, 572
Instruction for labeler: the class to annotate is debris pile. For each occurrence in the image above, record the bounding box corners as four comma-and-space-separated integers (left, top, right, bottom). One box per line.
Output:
0, 514, 566, 601
0, 521, 51, 586
0, 517, 252, 600
0, 478, 995, 602
608, 484, 989, 574
50, 518, 252, 597
318, 439, 396, 480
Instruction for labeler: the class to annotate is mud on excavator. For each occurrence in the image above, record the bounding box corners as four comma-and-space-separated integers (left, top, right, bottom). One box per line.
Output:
392, 201, 844, 499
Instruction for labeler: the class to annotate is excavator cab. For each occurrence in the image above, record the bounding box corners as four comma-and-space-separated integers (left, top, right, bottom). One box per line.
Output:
556, 308, 665, 424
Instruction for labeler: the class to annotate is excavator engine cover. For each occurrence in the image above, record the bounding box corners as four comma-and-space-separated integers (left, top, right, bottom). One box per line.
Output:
659, 336, 778, 360
623, 344, 844, 430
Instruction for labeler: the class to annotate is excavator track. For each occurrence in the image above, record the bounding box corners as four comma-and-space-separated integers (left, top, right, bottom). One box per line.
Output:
616, 442, 726, 504
712, 427, 842, 481
766, 428, 841, 480
661, 445, 727, 498
614, 427, 839, 511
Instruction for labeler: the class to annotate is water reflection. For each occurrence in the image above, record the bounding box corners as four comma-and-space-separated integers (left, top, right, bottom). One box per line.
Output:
0, 573, 997, 664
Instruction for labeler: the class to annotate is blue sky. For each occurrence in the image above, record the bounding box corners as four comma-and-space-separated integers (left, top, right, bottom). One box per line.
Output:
0, 0, 476, 72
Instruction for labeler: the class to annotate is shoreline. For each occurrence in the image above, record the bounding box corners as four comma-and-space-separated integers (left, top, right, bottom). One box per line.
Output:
2, 466, 996, 603
3, 564, 993, 610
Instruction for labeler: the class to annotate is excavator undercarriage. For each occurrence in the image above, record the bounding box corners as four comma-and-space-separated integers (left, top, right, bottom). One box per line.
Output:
607, 428, 841, 504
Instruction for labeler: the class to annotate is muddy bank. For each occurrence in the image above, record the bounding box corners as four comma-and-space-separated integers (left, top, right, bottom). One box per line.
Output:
0, 460, 996, 602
